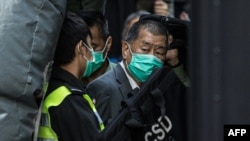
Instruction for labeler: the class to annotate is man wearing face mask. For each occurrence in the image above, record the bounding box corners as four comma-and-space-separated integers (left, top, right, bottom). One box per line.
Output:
86, 19, 168, 125
77, 10, 116, 87
38, 12, 104, 141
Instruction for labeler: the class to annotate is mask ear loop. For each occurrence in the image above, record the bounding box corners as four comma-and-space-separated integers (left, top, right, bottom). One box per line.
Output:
82, 42, 93, 51
125, 41, 133, 55
124, 41, 134, 67
82, 42, 95, 61
101, 38, 109, 60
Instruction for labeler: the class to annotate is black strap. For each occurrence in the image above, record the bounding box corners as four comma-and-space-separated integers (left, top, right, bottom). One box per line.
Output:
150, 89, 165, 116
124, 99, 143, 128
157, 70, 179, 94
142, 69, 178, 117
122, 68, 178, 127
123, 88, 143, 128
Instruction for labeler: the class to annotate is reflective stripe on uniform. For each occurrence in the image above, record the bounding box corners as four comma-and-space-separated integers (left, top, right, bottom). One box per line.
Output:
38, 86, 71, 141
38, 86, 105, 141
40, 113, 49, 127
83, 94, 105, 131
37, 138, 56, 141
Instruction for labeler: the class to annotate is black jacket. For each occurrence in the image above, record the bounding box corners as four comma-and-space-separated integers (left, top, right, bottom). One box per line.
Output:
46, 66, 100, 141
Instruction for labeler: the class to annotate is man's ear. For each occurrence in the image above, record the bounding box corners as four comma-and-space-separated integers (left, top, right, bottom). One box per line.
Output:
121, 40, 129, 59
106, 36, 112, 52
75, 40, 84, 55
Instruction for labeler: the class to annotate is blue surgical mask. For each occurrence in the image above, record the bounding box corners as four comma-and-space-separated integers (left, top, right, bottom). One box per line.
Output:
126, 43, 163, 82
91, 39, 108, 73
82, 43, 95, 78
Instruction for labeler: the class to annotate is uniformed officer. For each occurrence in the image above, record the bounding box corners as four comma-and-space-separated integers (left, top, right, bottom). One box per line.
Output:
38, 11, 104, 141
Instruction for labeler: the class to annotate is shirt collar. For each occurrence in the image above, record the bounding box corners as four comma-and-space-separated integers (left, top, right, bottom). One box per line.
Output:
120, 61, 140, 89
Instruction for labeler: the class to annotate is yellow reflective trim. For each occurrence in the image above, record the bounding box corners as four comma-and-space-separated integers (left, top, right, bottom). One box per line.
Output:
38, 86, 105, 141
38, 126, 58, 141
39, 86, 70, 141
44, 86, 71, 110
100, 123, 105, 131
83, 94, 105, 130
83, 94, 96, 112
40, 113, 49, 127
37, 138, 56, 141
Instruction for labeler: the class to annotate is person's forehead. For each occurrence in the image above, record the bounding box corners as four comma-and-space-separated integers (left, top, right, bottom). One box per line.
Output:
136, 29, 167, 45
90, 26, 105, 46
90, 25, 102, 39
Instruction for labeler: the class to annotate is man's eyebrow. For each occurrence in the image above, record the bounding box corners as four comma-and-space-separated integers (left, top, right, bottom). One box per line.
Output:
144, 41, 166, 48
91, 41, 98, 46
156, 45, 165, 49
142, 40, 153, 46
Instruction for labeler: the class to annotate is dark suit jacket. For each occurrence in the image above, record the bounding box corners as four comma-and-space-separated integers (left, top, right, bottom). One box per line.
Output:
86, 63, 133, 125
